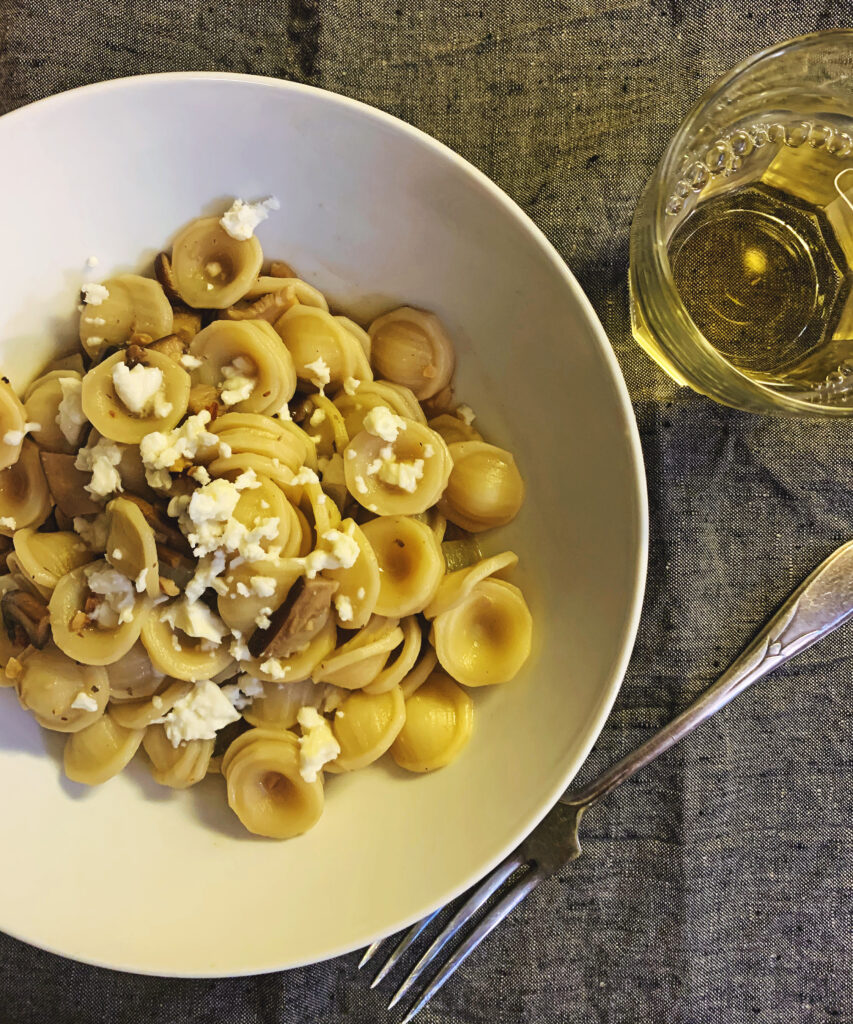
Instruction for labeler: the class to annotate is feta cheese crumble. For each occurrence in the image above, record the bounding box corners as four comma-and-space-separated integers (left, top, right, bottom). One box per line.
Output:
305, 357, 331, 394
250, 576, 277, 598
81, 282, 109, 306
139, 411, 223, 478
343, 376, 360, 396
378, 456, 425, 493
301, 526, 360, 579
456, 404, 476, 426
75, 436, 124, 499
71, 691, 99, 712
297, 707, 340, 782
161, 597, 229, 643
219, 196, 280, 241
0, 516, 16, 530
84, 564, 135, 627
112, 362, 171, 418
219, 355, 257, 407
291, 466, 320, 486
56, 378, 86, 444
180, 353, 204, 370
85, 255, 99, 268
3, 421, 40, 446
154, 680, 241, 746
363, 405, 407, 442
335, 594, 354, 622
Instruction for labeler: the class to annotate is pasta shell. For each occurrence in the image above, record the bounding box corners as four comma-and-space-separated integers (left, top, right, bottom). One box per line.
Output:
428, 413, 482, 446
0, 379, 27, 471
438, 441, 525, 532
12, 528, 94, 598
294, 394, 348, 459
0, 575, 27, 675
171, 216, 264, 309
109, 679, 194, 729
243, 678, 344, 730
106, 497, 160, 598
64, 712, 145, 785
224, 730, 324, 838
140, 604, 235, 682
326, 685, 405, 772
390, 672, 473, 772
104, 640, 167, 702
217, 559, 302, 636
78, 274, 173, 356
343, 420, 452, 516
431, 578, 532, 686
0, 439, 53, 536
332, 380, 425, 438
423, 550, 518, 620
24, 373, 83, 454
399, 645, 438, 700
143, 724, 213, 788
367, 307, 455, 400
81, 350, 190, 444
246, 615, 338, 684
15, 643, 109, 732
275, 305, 372, 391
244, 276, 329, 308
313, 615, 404, 689
362, 615, 423, 695
360, 515, 445, 617
321, 519, 380, 629
334, 316, 371, 360
190, 320, 296, 415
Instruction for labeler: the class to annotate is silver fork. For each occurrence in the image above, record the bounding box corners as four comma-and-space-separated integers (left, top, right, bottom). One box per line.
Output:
360, 538, 853, 1022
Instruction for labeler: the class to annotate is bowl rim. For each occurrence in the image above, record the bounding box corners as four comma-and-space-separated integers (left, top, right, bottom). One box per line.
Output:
0, 70, 649, 976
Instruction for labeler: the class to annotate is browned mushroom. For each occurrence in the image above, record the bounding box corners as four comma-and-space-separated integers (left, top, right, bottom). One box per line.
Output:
188, 383, 220, 418
220, 288, 296, 324
172, 308, 203, 344
148, 334, 187, 364
128, 332, 154, 349
38, 451, 103, 518
120, 494, 192, 555
124, 343, 149, 368
156, 545, 195, 589
248, 576, 340, 660
154, 251, 181, 304
2, 589, 51, 649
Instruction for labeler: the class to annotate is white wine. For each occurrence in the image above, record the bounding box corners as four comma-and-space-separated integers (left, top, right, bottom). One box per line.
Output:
662, 118, 853, 404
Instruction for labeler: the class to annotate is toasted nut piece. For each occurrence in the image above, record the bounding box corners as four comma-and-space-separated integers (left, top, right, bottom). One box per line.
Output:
2, 589, 51, 649
124, 343, 149, 367
159, 576, 180, 597
38, 451, 102, 518
148, 334, 186, 364
154, 252, 181, 304
221, 289, 296, 324
269, 260, 297, 278
188, 383, 220, 416
5, 655, 23, 679
70, 611, 90, 632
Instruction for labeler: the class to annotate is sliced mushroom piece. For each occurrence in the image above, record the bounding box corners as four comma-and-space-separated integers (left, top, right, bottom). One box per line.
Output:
249, 576, 340, 660
148, 334, 187, 364
38, 451, 103, 518
120, 494, 192, 555
172, 308, 203, 345
220, 289, 296, 324
188, 383, 220, 418
154, 252, 181, 304
2, 589, 51, 649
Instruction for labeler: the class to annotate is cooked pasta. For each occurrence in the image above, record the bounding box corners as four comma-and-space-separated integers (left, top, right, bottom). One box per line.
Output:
0, 199, 533, 836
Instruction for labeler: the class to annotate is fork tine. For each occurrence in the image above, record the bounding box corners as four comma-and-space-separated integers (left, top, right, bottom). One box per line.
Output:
369, 909, 441, 988
398, 869, 544, 1024
386, 851, 525, 1010
358, 939, 385, 969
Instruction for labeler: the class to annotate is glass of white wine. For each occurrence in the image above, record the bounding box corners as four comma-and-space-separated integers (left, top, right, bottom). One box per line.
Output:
630, 30, 853, 415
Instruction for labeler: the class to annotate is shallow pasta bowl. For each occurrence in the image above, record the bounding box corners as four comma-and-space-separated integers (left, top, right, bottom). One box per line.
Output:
0, 73, 647, 975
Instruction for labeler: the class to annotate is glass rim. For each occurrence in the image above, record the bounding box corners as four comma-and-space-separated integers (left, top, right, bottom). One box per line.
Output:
648, 29, 853, 416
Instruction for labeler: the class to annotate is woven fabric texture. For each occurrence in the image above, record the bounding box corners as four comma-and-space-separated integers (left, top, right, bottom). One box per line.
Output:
0, 1, 850, 1022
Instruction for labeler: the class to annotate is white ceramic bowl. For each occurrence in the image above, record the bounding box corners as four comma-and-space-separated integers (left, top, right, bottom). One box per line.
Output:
0, 73, 646, 976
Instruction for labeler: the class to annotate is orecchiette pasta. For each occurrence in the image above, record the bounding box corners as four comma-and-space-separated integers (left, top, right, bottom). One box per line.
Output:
1, 201, 532, 838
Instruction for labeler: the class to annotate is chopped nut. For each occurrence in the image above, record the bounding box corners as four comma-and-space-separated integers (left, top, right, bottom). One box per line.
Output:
70, 611, 90, 632
159, 576, 180, 597
220, 288, 296, 324
124, 343, 148, 367
154, 252, 181, 304
188, 383, 220, 416
269, 260, 297, 278
4, 656, 23, 679
149, 334, 186, 364
129, 332, 154, 348
172, 307, 203, 344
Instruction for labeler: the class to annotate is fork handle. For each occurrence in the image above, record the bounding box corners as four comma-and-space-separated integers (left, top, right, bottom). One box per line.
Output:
566, 538, 853, 812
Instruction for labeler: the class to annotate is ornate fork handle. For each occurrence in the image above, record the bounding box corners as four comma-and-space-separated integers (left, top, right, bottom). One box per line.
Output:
566, 538, 853, 814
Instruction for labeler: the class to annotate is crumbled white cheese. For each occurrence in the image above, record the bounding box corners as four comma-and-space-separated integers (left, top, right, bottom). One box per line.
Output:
134, 567, 149, 593
219, 356, 257, 407
111, 548, 123, 560
75, 437, 124, 499
275, 402, 292, 421
154, 680, 241, 746
84, 316, 106, 326
335, 594, 354, 622
185, 550, 227, 603
356, 586, 366, 600
255, 607, 273, 629
309, 407, 326, 426
3, 421, 40, 446
260, 499, 270, 510
378, 457, 425, 493
354, 474, 368, 494
73, 513, 109, 550
301, 526, 360, 579
71, 691, 99, 712
305, 357, 331, 394
250, 575, 276, 598
81, 282, 109, 306
343, 377, 360, 396
112, 362, 168, 417
234, 468, 261, 491
297, 706, 340, 782
56, 378, 86, 444
363, 405, 407, 442
222, 674, 265, 709
188, 465, 211, 486
292, 466, 320, 486
229, 638, 251, 662
161, 597, 229, 643
180, 353, 203, 370
0, 516, 16, 530
205, 261, 223, 278
86, 255, 99, 268
235, 581, 250, 597
85, 564, 136, 627
219, 196, 280, 241
139, 410, 221, 473
456, 404, 476, 426
260, 657, 290, 679
424, 443, 435, 458
346, 448, 357, 460
188, 477, 241, 525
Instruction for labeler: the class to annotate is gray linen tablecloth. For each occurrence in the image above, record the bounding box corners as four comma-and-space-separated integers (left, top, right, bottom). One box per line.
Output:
0, 2, 850, 1022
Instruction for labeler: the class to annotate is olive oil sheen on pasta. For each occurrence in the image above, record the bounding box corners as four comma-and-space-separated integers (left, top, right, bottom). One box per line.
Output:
662, 118, 853, 404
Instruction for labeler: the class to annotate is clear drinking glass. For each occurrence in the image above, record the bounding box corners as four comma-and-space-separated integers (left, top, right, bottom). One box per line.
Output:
630, 30, 853, 416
